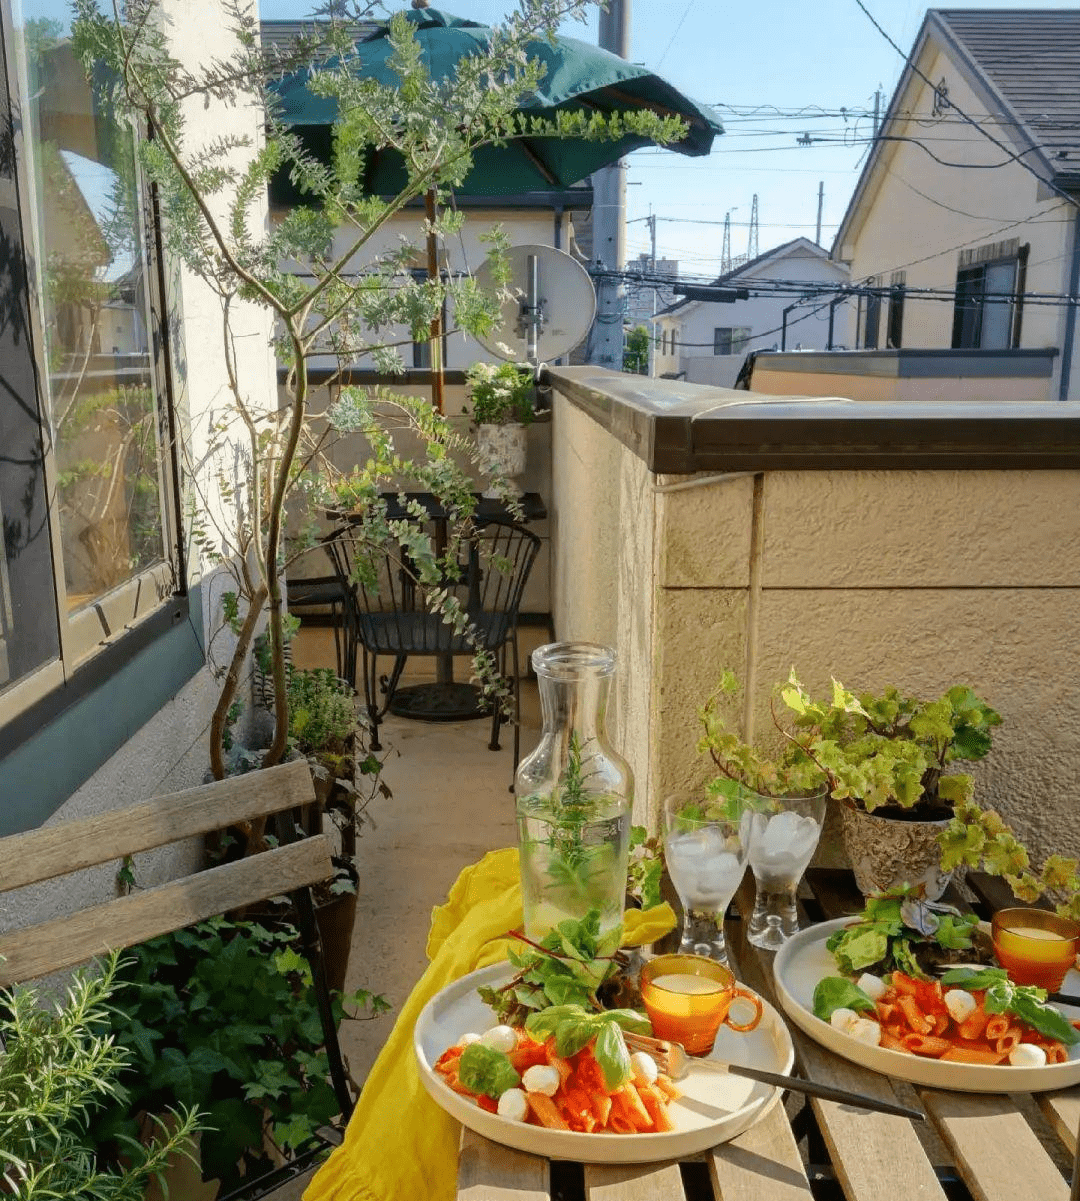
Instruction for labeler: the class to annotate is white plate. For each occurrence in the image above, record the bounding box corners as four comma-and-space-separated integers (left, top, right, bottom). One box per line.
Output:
772, 917, 1080, 1093
413, 961, 794, 1162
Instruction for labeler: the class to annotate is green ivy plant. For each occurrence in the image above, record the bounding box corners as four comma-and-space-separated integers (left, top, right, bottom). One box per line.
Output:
464, 361, 536, 426
1, 950, 202, 1199
90, 917, 389, 1192
699, 670, 1001, 817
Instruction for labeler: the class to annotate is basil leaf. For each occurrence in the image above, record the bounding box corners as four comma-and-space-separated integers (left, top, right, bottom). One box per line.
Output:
598, 1008, 653, 1034
555, 1017, 599, 1059
594, 1020, 632, 1091
1008, 992, 1080, 1047
457, 1044, 521, 1098
812, 977, 877, 1022
525, 1005, 583, 1042
940, 967, 1010, 990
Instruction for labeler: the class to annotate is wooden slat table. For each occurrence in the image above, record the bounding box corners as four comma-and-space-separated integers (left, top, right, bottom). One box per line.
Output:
451, 871, 1080, 1201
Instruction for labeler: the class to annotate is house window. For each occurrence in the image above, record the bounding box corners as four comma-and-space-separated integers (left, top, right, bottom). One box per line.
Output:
886, 271, 906, 349
714, 327, 751, 356
951, 240, 1028, 349
0, 7, 182, 716
859, 277, 881, 349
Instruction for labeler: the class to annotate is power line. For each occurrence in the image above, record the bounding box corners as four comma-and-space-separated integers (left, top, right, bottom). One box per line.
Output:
851, 0, 1080, 211
654, 0, 696, 70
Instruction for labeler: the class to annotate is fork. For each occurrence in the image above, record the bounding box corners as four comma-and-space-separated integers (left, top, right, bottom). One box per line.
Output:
623, 1032, 926, 1121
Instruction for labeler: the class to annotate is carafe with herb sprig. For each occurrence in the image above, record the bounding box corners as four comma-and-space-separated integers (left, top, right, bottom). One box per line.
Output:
515, 643, 633, 945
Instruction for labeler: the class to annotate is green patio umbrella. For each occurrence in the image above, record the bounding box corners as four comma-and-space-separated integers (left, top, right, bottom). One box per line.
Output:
269, 5, 721, 410
269, 6, 723, 200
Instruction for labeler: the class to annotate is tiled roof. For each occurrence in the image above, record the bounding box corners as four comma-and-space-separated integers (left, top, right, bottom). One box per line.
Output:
935, 9, 1080, 169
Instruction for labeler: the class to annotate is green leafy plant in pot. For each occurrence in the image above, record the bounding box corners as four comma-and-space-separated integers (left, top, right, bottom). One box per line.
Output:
781, 676, 1002, 899
284, 666, 387, 993
2, 950, 202, 1200
90, 917, 388, 1194
465, 362, 536, 498
698, 671, 1003, 901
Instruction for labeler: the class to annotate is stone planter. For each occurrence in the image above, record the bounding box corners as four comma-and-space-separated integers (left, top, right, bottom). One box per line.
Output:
840, 801, 954, 900
477, 422, 527, 497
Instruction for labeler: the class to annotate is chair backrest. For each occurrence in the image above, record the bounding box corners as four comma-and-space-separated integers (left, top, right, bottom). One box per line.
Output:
326, 514, 540, 656
0, 760, 354, 1121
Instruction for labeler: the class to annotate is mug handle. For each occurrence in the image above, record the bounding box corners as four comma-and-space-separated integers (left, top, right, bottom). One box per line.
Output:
725, 986, 764, 1033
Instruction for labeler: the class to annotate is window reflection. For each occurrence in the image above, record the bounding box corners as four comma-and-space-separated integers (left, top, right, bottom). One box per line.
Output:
17, 12, 166, 609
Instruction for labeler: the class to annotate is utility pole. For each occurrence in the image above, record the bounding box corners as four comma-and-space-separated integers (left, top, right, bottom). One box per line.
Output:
721, 211, 731, 274
747, 194, 759, 261
647, 210, 656, 273
872, 87, 882, 139
589, 0, 630, 369
815, 181, 824, 246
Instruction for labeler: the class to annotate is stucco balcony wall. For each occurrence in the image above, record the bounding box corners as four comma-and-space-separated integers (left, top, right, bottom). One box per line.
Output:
546, 366, 1080, 869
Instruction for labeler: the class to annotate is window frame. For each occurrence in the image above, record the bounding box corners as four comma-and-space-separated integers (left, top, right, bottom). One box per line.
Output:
951, 241, 1029, 350
713, 326, 752, 356
0, 2, 191, 759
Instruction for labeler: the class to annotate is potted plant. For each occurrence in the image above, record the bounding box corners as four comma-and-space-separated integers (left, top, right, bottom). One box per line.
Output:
285, 665, 386, 992
698, 671, 1002, 900
465, 361, 536, 497
2, 950, 203, 1200
90, 918, 388, 1195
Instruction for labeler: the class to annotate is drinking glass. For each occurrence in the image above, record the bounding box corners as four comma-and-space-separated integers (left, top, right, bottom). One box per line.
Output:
992, 907, 1080, 991
662, 792, 758, 967
746, 791, 828, 951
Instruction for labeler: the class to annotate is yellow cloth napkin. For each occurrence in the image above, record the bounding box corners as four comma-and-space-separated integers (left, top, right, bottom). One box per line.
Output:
303, 847, 675, 1201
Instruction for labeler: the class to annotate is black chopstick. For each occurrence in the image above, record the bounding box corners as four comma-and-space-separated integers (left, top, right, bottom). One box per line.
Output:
724, 1063, 926, 1121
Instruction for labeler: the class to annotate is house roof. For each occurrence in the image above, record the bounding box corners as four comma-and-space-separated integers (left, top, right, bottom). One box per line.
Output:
935, 9, 1080, 170
834, 8, 1080, 259
657, 237, 839, 317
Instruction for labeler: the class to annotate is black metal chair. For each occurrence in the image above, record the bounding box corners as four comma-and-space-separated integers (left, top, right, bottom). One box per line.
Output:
325, 515, 541, 773
286, 534, 358, 685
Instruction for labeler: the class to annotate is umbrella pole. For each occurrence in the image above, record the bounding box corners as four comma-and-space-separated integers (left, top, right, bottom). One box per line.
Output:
425, 188, 445, 415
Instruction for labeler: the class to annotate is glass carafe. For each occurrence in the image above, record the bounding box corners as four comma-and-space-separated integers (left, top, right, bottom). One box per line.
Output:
515, 643, 633, 943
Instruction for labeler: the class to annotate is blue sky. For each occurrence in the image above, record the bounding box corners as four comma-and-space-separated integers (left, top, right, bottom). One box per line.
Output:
253, 0, 1080, 280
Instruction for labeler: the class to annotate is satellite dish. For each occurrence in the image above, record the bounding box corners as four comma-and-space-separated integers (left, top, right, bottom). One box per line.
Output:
473, 244, 596, 364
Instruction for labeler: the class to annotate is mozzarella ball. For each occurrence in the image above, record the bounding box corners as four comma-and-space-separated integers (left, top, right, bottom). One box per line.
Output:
856, 973, 887, 1002
479, 1025, 518, 1053
458, 1032, 482, 1048
830, 1007, 860, 1033
521, 1064, 561, 1096
1008, 1043, 1048, 1068
629, 1051, 659, 1086
847, 1018, 883, 1046
496, 1087, 529, 1121
943, 989, 977, 1024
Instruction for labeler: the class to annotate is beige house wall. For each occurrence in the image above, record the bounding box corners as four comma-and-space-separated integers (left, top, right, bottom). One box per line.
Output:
550, 389, 1080, 871
838, 44, 1073, 383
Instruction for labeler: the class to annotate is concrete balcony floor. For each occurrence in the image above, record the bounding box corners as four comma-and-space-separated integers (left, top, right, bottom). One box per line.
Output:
292, 626, 545, 1088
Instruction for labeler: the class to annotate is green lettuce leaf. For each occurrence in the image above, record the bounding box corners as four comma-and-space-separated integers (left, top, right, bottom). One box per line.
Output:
457, 1044, 521, 1098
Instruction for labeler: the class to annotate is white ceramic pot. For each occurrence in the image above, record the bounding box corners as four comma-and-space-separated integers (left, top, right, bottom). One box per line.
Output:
477, 422, 527, 498
840, 801, 954, 900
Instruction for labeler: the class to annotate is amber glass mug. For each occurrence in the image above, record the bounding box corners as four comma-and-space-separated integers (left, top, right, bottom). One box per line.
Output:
639, 953, 764, 1056
992, 908, 1080, 992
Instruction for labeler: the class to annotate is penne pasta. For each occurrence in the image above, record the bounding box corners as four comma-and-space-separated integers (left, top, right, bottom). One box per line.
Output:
985, 1014, 1011, 1042
897, 994, 933, 1034
901, 1033, 953, 1056
939, 1046, 1007, 1064
528, 1092, 571, 1130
